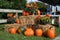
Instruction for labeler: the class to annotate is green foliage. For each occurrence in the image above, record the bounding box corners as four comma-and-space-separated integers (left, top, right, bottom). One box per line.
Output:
35, 16, 51, 25
0, 0, 27, 9
7, 17, 15, 24
39, 16, 51, 24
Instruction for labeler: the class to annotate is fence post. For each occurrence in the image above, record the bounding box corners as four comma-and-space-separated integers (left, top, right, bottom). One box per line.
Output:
16, 12, 18, 18
59, 16, 60, 27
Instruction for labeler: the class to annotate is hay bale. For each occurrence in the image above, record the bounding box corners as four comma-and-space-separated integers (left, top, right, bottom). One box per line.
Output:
19, 15, 38, 26
39, 24, 55, 33
4, 24, 20, 32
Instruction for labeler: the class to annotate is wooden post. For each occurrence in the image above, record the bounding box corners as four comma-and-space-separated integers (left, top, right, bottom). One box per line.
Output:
16, 12, 18, 18
59, 16, 60, 27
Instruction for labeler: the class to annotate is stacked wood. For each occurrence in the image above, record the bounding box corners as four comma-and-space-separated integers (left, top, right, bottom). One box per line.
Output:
4, 24, 20, 32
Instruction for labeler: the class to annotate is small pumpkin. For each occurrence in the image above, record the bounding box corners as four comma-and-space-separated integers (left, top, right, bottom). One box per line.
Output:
9, 27, 16, 34
24, 28, 34, 36
36, 10, 41, 15
7, 12, 13, 17
46, 27, 55, 39
22, 10, 27, 16
35, 29, 43, 36
15, 18, 20, 24
13, 15, 16, 18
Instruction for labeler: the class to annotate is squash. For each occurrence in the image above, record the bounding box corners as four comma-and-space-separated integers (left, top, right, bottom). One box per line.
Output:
35, 29, 43, 36
46, 27, 55, 39
9, 27, 16, 34
24, 28, 34, 36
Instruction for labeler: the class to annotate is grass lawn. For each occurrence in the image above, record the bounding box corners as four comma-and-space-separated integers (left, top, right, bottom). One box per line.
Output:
0, 24, 60, 40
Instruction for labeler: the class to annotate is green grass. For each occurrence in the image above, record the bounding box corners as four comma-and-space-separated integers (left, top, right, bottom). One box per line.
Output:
0, 24, 60, 40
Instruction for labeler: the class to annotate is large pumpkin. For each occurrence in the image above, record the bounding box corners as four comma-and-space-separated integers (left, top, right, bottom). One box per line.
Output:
35, 29, 43, 36
46, 28, 55, 39
9, 27, 16, 34
7, 12, 13, 17
24, 28, 34, 36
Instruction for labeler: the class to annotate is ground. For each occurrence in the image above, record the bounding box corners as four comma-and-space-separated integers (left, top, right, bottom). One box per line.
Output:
0, 24, 60, 40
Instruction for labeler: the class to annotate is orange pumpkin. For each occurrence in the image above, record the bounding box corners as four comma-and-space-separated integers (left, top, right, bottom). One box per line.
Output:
13, 15, 16, 18
36, 10, 41, 15
22, 10, 27, 16
15, 18, 20, 24
7, 13, 13, 17
35, 29, 43, 36
24, 28, 34, 36
46, 29, 55, 39
9, 27, 16, 34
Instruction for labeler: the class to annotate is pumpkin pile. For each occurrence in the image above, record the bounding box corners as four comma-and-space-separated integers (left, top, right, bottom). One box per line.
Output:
8, 24, 55, 39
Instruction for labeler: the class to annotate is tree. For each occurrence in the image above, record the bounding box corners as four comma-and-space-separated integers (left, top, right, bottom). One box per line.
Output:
0, 0, 27, 9
36, 2, 47, 12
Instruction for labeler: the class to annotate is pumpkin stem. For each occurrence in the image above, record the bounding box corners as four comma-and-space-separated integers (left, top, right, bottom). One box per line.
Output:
50, 26, 53, 29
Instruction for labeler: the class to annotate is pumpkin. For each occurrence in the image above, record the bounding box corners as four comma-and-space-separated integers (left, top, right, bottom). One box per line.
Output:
15, 18, 20, 24
35, 29, 43, 36
7, 12, 13, 17
36, 10, 41, 15
24, 28, 34, 36
13, 15, 16, 18
22, 10, 27, 16
46, 28, 55, 39
9, 27, 16, 34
